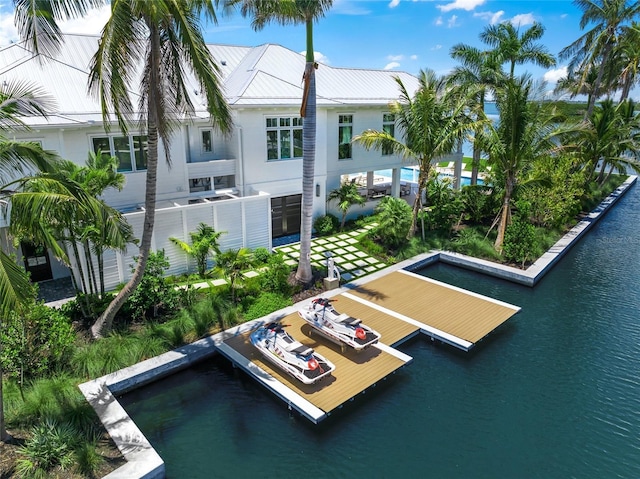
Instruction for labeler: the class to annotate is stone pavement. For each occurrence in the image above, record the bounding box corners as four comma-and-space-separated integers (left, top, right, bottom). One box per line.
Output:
274, 224, 386, 282
42, 225, 386, 302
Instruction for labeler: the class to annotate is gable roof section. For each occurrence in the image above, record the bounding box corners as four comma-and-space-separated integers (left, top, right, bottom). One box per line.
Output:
0, 34, 419, 125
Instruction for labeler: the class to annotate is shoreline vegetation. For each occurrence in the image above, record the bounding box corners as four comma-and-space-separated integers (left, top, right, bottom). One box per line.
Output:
4, 2, 640, 478
0, 174, 630, 478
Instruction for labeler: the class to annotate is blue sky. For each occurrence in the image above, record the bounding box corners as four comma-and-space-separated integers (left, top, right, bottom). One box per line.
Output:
0, 0, 635, 100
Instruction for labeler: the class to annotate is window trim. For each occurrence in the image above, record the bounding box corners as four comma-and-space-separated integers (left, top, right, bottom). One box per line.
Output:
90, 133, 148, 173
338, 114, 353, 160
200, 128, 213, 155
265, 115, 303, 161
382, 113, 395, 156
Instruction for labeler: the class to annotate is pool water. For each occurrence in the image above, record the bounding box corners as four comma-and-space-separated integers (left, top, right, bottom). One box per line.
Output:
120, 183, 640, 479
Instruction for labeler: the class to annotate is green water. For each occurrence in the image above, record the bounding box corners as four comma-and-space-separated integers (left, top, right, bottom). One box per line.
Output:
120, 183, 640, 479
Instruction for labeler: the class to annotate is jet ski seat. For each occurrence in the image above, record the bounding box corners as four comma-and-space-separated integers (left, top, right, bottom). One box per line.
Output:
335, 313, 362, 325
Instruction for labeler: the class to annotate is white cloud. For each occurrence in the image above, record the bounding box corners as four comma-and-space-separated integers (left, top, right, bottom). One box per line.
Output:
474, 10, 504, 25
543, 66, 568, 84
448, 15, 459, 28
437, 0, 486, 13
58, 4, 110, 35
510, 13, 535, 27
384, 61, 401, 70
435, 16, 443, 26
387, 54, 404, 61
560, 13, 568, 19
0, 5, 18, 46
410, 54, 418, 60
301, 51, 330, 65
388, 0, 401, 8
431, 45, 443, 51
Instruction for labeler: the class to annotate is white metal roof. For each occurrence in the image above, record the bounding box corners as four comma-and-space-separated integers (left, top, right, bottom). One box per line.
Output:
0, 34, 419, 127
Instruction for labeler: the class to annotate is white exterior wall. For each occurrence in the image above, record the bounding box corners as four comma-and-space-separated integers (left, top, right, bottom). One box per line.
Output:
73, 192, 271, 292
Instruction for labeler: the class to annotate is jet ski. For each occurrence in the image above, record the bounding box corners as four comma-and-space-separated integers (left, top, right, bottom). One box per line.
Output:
250, 322, 335, 385
298, 298, 381, 351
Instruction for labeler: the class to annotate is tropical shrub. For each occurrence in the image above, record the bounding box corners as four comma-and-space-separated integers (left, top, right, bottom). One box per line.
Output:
313, 213, 339, 236
502, 201, 536, 268
253, 247, 271, 265
120, 250, 183, 322
460, 185, 499, 224
15, 419, 78, 477
423, 176, 465, 231
244, 292, 292, 321
259, 252, 293, 296
522, 154, 585, 228
169, 222, 224, 278
1, 303, 75, 379
450, 228, 502, 261
371, 196, 412, 249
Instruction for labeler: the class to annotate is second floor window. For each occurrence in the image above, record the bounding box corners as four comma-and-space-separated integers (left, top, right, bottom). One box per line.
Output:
201, 129, 213, 153
338, 114, 353, 160
382, 113, 395, 156
266, 116, 303, 161
92, 134, 148, 172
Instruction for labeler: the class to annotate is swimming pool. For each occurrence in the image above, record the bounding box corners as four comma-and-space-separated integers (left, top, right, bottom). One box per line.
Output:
374, 167, 482, 186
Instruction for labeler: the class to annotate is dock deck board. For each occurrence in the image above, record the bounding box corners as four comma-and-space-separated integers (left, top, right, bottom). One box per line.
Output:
347, 270, 520, 345
221, 267, 520, 422
224, 311, 409, 414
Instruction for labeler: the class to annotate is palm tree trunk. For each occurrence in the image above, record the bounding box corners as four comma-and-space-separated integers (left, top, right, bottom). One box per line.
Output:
409, 164, 429, 239
471, 95, 485, 185
295, 20, 317, 284
494, 177, 514, 252
1, 354, 6, 442
91, 30, 162, 338
97, 248, 105, 296
70, 236, 88, 294
586, 41, 614, 118
92, 123, 159, 337
82, 239, 96, 295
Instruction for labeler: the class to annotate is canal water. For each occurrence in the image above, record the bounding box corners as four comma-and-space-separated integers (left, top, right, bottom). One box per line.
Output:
120, 182, 640, 479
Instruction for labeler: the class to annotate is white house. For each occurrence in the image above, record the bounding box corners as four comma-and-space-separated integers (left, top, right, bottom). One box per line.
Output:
0, 33, 421, 292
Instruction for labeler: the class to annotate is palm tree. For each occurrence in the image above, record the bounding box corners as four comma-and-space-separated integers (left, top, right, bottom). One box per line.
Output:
477, 76, 559, 252
233, 0, 333, 284
327, 181, 365, 230
553, 65, 601, 107
556, 99, 640, 185
449, 44, 500, 185
0, 80, 60, 321
614, 21, 640, 101
12, 0, 107, 57
170, 222, 224, 278
559, 0, 640, 117
0, 79, 88, 443
354, 69, 481, 239
89, 0, 233, 338
480, 22, 556, 81
214, 247, 255, 302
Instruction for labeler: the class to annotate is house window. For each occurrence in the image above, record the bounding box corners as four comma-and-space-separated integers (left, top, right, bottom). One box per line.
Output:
91, 134, 148, 173
338, 114, 353, 160
214, 175, 235, 190
382, 113, 395, 156
189, 177, 212, 193
201, 129, 213, 153
266, 116, 303, 161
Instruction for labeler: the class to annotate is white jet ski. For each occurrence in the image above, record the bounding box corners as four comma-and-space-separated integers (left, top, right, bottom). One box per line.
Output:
250, 322, 335, 385
298, 298, 381, 352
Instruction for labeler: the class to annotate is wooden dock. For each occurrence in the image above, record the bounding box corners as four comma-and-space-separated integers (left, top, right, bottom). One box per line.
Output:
217, 268, 520, 422
346, 270, 521, 350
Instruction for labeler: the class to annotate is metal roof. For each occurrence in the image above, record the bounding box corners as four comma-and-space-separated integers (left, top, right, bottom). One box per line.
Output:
0, 34, 419, 126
